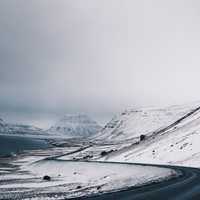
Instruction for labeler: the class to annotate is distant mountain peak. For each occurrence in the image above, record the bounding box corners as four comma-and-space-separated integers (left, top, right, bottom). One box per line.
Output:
59, 114, 96, 124
0, 117, 47, 136
48, 114, 101, 138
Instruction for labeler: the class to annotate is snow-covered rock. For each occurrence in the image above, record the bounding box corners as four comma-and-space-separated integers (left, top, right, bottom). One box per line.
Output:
48, 114, 101, 138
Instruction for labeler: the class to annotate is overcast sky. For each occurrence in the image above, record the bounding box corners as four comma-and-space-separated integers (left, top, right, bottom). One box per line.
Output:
1, 0, 200, 128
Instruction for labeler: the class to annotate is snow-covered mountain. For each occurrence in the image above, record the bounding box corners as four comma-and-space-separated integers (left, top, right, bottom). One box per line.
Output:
94, 103, 197, 142
99, 102, 200, 167
6, 124, 45, 135
48, 114, 101, 138
0, 114, 101, 138
0, 117, 46, 136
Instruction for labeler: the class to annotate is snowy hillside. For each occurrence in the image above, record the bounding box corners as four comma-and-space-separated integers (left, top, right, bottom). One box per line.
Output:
94, 104, 197, 142
99, 103, 200, 167
48, 114, 101, 138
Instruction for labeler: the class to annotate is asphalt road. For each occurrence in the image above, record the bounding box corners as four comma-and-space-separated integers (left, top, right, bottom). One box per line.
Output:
77, 164, 200, 200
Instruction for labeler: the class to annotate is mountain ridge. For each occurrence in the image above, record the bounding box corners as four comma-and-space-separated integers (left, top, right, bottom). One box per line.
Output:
48, 114, 101, 138
99, 102, 200, 167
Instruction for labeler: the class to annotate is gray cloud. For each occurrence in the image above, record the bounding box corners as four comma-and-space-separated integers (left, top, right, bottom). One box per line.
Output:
1, 0, 200, 128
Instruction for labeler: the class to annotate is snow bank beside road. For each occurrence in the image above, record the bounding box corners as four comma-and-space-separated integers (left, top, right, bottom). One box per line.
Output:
0, 147, 178, 199
24, 160, 177, 199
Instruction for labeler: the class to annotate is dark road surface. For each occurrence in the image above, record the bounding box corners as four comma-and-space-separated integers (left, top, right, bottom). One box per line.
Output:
77, 164, 200, 200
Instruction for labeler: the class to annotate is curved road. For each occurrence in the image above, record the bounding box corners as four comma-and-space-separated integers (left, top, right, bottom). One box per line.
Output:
77, 164, 200, 200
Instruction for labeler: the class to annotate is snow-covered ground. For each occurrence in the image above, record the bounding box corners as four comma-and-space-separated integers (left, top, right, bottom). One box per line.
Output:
0, 151, 177, 200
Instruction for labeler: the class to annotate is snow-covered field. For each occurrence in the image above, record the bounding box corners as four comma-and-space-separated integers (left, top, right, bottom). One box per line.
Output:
0, 151, 177, 200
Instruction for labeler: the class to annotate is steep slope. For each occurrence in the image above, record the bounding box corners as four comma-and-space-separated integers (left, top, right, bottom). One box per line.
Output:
100, 103, 200, 167
94, 103, 197, 142
48, 114, 101, 138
